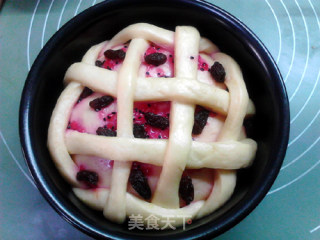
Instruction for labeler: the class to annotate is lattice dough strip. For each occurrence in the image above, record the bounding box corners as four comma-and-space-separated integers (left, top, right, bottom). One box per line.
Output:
103, 38, 149, 223
196, 170, 236, 218
47, 39, 105, 186
47, 36, 104, 186
102, 23, 218, 55
65, 62, 255, 116
152, 26, 199, 208
216, 53, 249, 142
81, 41, 107, 64
73, 188, 204, 227
66, 132, 256, 169
48, 82, 83, 186
196, 51, 250, 216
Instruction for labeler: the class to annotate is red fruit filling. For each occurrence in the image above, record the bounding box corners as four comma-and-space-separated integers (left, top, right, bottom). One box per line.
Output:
198, 55, 209, 72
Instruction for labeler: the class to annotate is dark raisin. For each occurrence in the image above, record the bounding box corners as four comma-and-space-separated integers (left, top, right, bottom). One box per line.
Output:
76, 170, 99, 188
89, 96, 114, 111
106, 66, 111, 70
133, 124, 147, 138
192, 107, 210, 135
190, 56, 194, 59
179, 175, 194, 205
129, 163, 151, 200
95, 60, 104, 67
145, 53, 167, 66
96, 127, 116, 137
144, 112, 169, 130
209, 62, 226, 83
104, 49, 126, 60
77, 87, 93, 103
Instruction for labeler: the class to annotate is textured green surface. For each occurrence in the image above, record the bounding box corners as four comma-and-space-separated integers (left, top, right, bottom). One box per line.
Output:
0, 0, 319, 239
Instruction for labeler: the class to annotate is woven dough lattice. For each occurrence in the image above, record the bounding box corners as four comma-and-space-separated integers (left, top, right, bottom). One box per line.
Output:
48, 23, 257, 227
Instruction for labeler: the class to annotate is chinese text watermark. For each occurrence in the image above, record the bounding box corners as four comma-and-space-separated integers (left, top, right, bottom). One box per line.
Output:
128, 214, 192, 230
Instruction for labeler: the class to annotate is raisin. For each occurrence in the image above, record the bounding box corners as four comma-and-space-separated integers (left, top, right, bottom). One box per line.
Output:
89, 96, 114, 111
76, 170, 99, 188
145, 53, 167, 66
133, 124, 147, 138
96, 127, 116, 137
95, 60, 104, 67
192, 107, 209, 135
209, 62, 226, 83
179, 175, 194, 205
104, 49, 126, 60
129, 163, 151, 200
77, 87, 93, 103
144, 112, 169, 130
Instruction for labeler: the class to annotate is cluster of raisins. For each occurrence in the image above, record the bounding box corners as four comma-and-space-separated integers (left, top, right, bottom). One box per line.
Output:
73, 45, 230, 206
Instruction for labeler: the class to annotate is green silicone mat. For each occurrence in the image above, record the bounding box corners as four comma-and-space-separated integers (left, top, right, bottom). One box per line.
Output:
0, 0, 319, 239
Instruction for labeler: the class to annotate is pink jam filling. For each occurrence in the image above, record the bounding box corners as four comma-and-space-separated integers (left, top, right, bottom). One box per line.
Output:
198, 55, 209, 71
68, 42, 221, 205
134, 101, 170, 139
